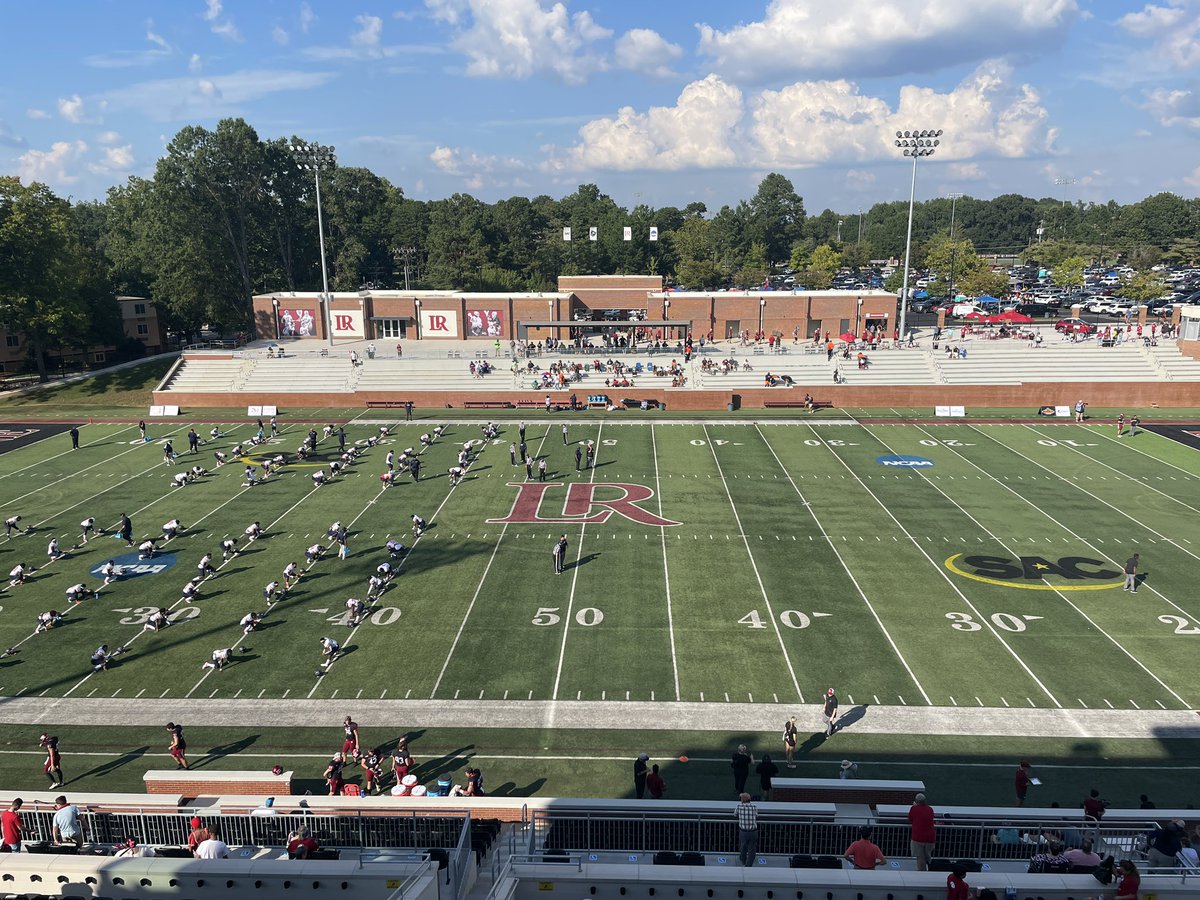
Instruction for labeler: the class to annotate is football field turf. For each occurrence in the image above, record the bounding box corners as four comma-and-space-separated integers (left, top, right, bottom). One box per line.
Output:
0, 414, 1196, 717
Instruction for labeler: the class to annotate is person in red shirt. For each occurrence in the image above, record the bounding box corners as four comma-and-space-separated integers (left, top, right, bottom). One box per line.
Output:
341, 717, 359, 755
1082, 788, 1106, 820
1114, 859, 1140, 900
843, 826, 886, 869
946, 864, 970, 900
1014, 759, 1032, 806
908, 792, 936, 871
287, 825, 320, 859
646, 764, 666, 799
1, 799, 23, 852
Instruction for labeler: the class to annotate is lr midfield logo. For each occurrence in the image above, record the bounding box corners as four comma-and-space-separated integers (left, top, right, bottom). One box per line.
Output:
488, 483, 681, 526
944, 553, 1123, 591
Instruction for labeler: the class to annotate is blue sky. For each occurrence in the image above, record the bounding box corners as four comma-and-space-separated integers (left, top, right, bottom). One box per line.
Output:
2, 0, 1199, 213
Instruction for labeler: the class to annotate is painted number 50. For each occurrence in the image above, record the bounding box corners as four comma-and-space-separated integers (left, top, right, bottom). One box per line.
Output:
532, 607, 604, 626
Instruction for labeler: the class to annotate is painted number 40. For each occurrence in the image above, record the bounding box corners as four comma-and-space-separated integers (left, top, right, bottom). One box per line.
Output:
739, 610, 829, 629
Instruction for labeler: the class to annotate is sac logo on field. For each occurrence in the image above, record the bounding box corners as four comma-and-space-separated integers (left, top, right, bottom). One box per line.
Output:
877, 454, 934, 468
89, 550, 177, 579
944, 553, 1123, 591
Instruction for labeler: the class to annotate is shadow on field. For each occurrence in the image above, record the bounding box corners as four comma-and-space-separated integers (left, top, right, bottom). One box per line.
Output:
71, 745, 151, 783
193, 734, 260, 769
414, 745, 475, 782
489, 778, 547, 797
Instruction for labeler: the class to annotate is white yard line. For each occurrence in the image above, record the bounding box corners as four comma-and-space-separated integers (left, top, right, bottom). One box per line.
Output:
702, 424, 803, 701
650, 424, 681, 702
550, 423, 604, 701
755, 424, 930, 704
0, 424, 137, 480
811, 424, 1063, 709
911, 424, 1190, 708
1077, 423, 1200, 479
308, 429, 465, 697
431, 425, 551, 699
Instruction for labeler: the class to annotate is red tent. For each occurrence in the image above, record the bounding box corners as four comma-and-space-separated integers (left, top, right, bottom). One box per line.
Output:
964, 311, 989, 320
998, 311, 1034, 323
839, 332, 857, 342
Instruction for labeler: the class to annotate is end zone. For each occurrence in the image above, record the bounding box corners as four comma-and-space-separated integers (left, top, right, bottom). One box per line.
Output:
0, 422, 78, 455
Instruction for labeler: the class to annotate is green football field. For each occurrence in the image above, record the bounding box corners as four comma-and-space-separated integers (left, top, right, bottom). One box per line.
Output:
0, 414, 1196, 713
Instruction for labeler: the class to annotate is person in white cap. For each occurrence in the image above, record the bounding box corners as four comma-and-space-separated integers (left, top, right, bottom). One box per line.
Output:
822, 688, 839, 736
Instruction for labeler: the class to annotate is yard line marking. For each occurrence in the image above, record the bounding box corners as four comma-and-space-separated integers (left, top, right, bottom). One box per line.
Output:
703, 425, 802, 701
650, 425, 681, 701
0, 424, 134, 481
1078, 699, 1088, 708
758, 425, 929, 704
822, 426, 1061, 708
159, 689, 169, 698
1079, 423, 1200, 479
432, 426, 549, 699
551, 423, 605, 702
1023, 423, 1200, 517
918, 424, 1192, 706
1103, 698, 1114, 709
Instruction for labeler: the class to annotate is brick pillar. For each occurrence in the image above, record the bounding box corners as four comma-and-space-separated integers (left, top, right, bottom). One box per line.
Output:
1138, 305, 1148, 327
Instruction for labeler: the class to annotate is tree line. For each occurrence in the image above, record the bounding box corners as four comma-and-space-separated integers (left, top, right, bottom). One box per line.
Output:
5, 117, 1200, 352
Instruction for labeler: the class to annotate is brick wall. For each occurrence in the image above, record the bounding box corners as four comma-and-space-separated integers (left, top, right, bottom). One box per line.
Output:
146, 778, 289, 796
157, 379, 1200, 411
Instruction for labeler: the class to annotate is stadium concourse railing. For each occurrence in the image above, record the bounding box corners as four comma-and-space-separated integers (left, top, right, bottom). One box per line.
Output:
529, 804, 1163, 866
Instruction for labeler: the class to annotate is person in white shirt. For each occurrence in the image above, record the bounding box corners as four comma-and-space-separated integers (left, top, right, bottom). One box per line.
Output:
221, 538, 237, 561
346, 597, 368, 626
376, 562, 393, 582
35, 610, 61, 633
180, 580, 200, 604
312, 469, 327, 486
195, 825, 229, 858
8, 563, 27, 587
4, 515, 26, 536
448, 465, 465, 485
305, 544, 324, 565
197, 554, 215, 578
100, 560, 121, 585
143, 608, 171, 633
172, 472, 189, 488
201, 648, 232, 671
411, 515, 425, 537
65, 583, 91, 604
79, 517, 96, 544
239, 611, 263, 635
319, 636, 340, 666
245, 521, 262, 541
283, 562, 299, 589
47, 538, 63, 561
138, 540, 156, 559
263, 580, 280, 604
162, 519, 183, 540
115, 838, 156, 858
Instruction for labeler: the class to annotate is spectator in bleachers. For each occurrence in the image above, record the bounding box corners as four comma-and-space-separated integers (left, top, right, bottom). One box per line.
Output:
1063, 837, 1102, 868
1139, 793, 1156, 809
288, 825, 319, 859
1147, 819, 1186, 869
736, 793, 758, 867
1014, 759, 1033, 806
1115, 859, 1140, 900
844, 826, 886, 870
907, 792, 936, 871
187, 817, 210, 855
839, 759, 858, 779
731, 744, 751, 796
1179, 831, 1199, 869
1027, 840, 1069, 872
115, 837, 156, 858
195, 824, 229, 859
946, 864, 971, 900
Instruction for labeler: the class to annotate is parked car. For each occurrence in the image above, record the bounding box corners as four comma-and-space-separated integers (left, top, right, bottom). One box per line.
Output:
1012, 302, 1051, 318
908, 297, 938, 313
1055, 317, 1093, 335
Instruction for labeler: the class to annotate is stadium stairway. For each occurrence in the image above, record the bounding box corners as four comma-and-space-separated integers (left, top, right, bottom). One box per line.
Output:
1145, 342, 1200, 381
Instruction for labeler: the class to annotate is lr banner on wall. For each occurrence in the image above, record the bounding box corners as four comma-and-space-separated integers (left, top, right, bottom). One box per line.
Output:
330, 309, 365, 339
466, 308, 505, 337
278, 308, 316, 336
421, 309, 459, 338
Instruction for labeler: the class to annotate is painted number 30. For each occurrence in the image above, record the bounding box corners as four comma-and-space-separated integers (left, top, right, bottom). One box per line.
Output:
532, 607, 604, 626
946, 612, 1028, 632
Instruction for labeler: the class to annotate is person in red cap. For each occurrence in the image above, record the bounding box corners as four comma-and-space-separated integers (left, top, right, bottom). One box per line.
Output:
187, 817, 210, 856
822, 688, 839, 736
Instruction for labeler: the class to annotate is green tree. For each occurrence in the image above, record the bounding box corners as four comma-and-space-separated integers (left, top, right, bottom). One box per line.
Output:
734, 241, 768, 289
673, 218, 724, 289
1124, 271, 1167, 303
840, 241, 871, 270
957, 265, 1009, 298
747, 174, 805, 266
424, 194, 490, 289
1165, 238, 1200, 266
804, 244, 841, 290
1054, 256, 1086, 289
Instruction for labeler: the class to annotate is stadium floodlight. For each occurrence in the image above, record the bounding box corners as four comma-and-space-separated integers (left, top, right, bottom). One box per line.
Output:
290, 141, 337, 347
894, 129, 942, 341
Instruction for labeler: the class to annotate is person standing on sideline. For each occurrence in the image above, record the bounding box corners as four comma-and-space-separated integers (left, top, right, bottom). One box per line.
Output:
1074, 400, 1086, 422
509, 442, 517, 466
1129, 414, 1140, 437
731, 745, 752, 795
736, 794, 758, 867
405, 401, 413, 422
138, 420, 147, 442
1123, 553, 1139, 593
822, 688, 840, 736
1014, 759, 1033, 806
518, 421, 526, 443
40, 734, 64, 787
551, 536, 565, 575
574, 445, 583, 471
783, 716, 798, 768
525, 455, 534, 480
633, 752, 649, 799
646, 764, 666, 799
755, 753, 779, 800
561, 423, 568, 445
538, 458, 548, 482
69, 426, 80, 449
907, 792, 936, 871
167, 722, 189, 769
585, 441, 595, 468
119, 513, 133, 546
1116, 412, 1125, 436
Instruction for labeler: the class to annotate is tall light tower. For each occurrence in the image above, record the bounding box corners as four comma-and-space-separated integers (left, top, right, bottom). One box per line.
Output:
1054, 176, 1076, 208
290, 140, 336, 346
895, 129, 941, 341
945, 191, 964, 303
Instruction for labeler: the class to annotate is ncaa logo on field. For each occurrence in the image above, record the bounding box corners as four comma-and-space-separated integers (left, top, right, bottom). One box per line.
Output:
876, 454, 934, 468
89, 550, 177, 579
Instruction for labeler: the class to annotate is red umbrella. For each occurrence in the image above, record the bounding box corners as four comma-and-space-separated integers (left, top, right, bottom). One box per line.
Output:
1000, 311, 1033, 323
964, 311, 989, 320
839, 332, 857, 342
983, 314, 1006, 324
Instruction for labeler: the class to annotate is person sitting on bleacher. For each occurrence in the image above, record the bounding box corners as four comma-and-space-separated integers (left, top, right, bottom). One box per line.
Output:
288, 826, 319, 859
1027, 840, 1070, 873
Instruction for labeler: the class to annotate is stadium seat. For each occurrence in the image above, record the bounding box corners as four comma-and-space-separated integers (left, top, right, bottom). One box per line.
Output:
790, 855, 842, 869
653, 851, 680, 866
930, 858, 982, 872
679, 852, 705, 866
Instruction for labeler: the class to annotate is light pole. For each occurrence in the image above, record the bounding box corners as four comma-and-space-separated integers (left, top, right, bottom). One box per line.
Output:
1054, 176, 1076, 209
272, 297, 280, 340
290, 140, 336, 346
393, 246, 418, 290
855, 296, 863, 337
945, 191, 963, 303
895, 129, 941, 342
837, 219, 843, 243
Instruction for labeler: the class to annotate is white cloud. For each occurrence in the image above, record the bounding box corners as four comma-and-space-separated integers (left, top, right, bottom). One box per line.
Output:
300, 2, 317, 32
57, 94, 86, 123
189, 53, 203, 73
83, 26, 173, 68
844, 169, 876, 188
26, 109, 50, 120
1141, 85, 1200, 128
426, 0, 613, 84
1184, 165, 1200, 188
697, 0, 1079, 81
547, 62, 1055, 173
545, 74, 743, 171
1119, 1, 1200, 69
352, 14, 383, 47
302, 14, 441, 60
100, 69, 337, 122
948, 162, 985, 180
146, 25, 170, 51
203, 0, 243, 41
88, 144, 136, 175
17, 140, 88, 186
614, 28, 682, 78
273, 25, 290, 45
97, 130, 122, 145
430, 145, 527, 178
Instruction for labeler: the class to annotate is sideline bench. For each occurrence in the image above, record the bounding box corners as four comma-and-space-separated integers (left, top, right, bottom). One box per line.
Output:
144, 769, 294, 797
515, 400, 546, 408
365, 400, 412, 409
462, 400, 513, 409
764, 399, 834, 410
772, 777, 924, 806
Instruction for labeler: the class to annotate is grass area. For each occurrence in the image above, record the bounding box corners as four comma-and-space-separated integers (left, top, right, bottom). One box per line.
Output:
0, 723, 1195, 807
0, 415, 1197, 802
0, 357, 177, 418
